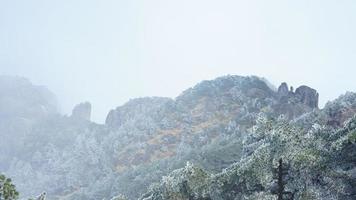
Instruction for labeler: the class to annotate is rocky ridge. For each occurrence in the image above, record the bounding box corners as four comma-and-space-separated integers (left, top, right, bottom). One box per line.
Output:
104, 76, 320, 173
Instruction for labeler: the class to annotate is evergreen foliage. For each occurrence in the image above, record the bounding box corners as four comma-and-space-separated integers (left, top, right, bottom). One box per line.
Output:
0, 174, 19, 200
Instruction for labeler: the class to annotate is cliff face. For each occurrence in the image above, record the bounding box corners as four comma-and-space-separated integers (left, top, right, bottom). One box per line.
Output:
1, 75, 354, 200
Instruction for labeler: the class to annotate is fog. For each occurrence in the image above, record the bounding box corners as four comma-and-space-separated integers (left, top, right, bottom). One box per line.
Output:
1, 0, 356, 122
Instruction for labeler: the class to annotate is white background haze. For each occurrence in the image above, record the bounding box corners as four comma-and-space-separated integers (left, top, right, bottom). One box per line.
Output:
1, 0, 356, 122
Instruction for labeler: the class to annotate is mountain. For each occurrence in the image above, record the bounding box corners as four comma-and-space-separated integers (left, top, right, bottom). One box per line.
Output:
0, 75, 355, 200
104, 76, 319, 174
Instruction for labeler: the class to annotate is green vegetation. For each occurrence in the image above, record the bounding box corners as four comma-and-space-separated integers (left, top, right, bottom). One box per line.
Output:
141, 116, 356, 200
0, 174, 19, 200
348, 130, 356, 143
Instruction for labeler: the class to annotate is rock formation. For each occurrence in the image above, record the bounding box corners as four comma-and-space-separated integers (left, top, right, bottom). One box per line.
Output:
277, 82, 289, 96
277, 82, 319, 109
71, 102, 91, 121
274, 82, 319, 119
295, 85, 319, 108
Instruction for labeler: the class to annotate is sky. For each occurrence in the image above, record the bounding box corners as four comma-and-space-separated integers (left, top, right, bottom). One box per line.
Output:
0, 0, 356, 123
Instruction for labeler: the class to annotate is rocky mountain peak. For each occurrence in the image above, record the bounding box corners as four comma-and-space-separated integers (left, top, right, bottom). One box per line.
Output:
276, 82, 319, 109
71, 102, 92, 121
105, 76, 320, 130
277, 82, 289, 96
0, 76, 58, 119
177, 75, 274, 101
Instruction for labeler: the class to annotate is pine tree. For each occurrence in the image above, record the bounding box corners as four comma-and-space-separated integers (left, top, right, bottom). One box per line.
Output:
271, 158, 294, 200
0, 174, 19, 200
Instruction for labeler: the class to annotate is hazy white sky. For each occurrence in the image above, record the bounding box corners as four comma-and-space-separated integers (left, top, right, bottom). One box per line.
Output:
1, 0, 356, 122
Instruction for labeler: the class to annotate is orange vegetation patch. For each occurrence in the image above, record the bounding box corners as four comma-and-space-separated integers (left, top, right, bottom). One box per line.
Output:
191, 97, 208, 117
147, 128, 181, 145
116, 164, 127, 173
113, 110, 237, 173
191, 114, 231, 133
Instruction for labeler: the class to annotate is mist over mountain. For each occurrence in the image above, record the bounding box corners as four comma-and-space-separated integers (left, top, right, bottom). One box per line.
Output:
0, 75, 355, 200
1, 1, 356, 199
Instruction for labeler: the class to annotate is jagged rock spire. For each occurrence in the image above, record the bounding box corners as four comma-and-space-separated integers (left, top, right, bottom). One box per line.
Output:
278, 82, 289, 96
